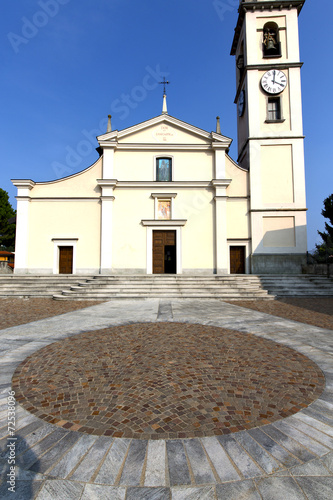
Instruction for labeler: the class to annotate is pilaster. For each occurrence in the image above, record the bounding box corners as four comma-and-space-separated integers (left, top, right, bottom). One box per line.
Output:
212, 180, 231, 274
11, 180, 35, 273
97, 180, 117, 273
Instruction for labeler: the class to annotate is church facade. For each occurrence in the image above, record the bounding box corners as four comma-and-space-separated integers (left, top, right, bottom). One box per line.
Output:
12, 0, 308, 276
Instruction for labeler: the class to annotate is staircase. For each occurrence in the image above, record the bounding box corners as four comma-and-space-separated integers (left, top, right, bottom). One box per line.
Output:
258, 274, 333, 297
0, 276, 90, 298
0, 274, 332, 300
53, 275, 273, 300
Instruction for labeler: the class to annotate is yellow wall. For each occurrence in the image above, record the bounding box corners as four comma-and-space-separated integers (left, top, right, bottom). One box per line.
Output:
261, 144, 294, 204
112, 187, 215, 271
225, 157, 249, 197
113, 150, 214, 181
263, 216, 295, 247
30, 158, 102, 198
226, 199, 250, 239
27, 200, 101, 269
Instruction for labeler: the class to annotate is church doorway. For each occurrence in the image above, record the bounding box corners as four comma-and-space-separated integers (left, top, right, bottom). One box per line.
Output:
153, 230, 176, 274
59, 246, 73, 274
230, 246, 245, 274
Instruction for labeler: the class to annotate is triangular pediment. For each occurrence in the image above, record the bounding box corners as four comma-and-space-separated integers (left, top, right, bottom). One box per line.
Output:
97, 114, 232, 148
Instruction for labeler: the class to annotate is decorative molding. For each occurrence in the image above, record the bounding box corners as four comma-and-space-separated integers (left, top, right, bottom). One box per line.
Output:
141, 219, 187, 227
97, 179, 118, 187
27, 198, 100, 202
250, 208, 307, 212
115, 181, 212, 189
11, 179, 35, 189
151, 193, 177, 199
52, 238, 79, 241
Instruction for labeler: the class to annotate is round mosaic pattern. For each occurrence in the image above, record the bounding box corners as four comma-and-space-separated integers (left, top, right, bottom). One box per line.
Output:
12, 322, 325, 439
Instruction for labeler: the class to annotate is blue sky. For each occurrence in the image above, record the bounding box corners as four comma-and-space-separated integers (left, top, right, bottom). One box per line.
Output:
1, 0, 332, 251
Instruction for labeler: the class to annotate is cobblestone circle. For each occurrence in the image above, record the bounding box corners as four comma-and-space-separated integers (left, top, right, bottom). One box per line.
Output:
12, 322, 325, 439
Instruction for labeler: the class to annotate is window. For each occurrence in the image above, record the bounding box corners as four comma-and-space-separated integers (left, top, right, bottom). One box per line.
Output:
156, 158, 172, 181
263, 22, 281, 58
267, 97, 282, 121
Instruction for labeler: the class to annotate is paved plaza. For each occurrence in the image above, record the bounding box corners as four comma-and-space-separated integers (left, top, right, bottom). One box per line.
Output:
0, 299, 333, 499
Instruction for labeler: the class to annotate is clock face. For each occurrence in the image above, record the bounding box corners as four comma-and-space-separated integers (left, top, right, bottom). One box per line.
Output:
238, 89, 245, 117
261, 70, 287, 94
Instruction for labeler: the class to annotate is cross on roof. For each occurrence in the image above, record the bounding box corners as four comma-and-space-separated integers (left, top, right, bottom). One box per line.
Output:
159, 77, 170, 95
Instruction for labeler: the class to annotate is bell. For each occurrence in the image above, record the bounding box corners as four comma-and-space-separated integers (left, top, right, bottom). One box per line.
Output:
267, 38, 276, 50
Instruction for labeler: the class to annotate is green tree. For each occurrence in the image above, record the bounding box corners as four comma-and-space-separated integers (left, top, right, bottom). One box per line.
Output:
315, 193, 333, 261
0, 189, 16, 252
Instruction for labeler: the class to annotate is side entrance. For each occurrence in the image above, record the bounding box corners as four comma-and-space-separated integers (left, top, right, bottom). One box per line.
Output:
230, 246, 245, 274
153, 230, 176, 274
59, 246, 73, 274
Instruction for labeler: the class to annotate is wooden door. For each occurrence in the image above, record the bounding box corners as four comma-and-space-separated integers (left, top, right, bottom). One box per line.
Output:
230, 246, 245, 274
59, 246, 73, 274
153, 231, 176, 274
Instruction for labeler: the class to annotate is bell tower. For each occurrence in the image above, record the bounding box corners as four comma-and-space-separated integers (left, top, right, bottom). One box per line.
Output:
231, 0, 307, 273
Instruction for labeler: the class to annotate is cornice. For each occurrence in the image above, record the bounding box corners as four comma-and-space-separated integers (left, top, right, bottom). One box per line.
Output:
11, 179, 35, 189
113, 144, 215, 151
151, 193, 177, 199
97, 179, 118, 188
113, 181, 213, 189
211, 179, 232, 188
141, 219, 187, 227
250, 208, 307, 212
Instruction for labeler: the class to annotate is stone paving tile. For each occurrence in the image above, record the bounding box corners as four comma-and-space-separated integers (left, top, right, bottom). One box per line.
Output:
254, 476, 307, 499
81, 483, 126, 500
157, 301, 173, 321
295, 476, 333, 500
48, 433, 97, 479
94, 438, 130, 485
35, 479, 84, 500
144, 440, 167, 487
217, 435, 263, 479
200, 436, 240, 482
69, 435, 112, 482
292, 412, 333, 436
233, 430, 283, 475
20, 427, 68, 470
166, 440, 191, 486
11, 322, 324, 439
171, 486, 215, 500
183, 439, 216, 484
119, 439, 147, 486
215, 480, 261, 500
321, 451, 333, 472
290, 458, 332, 476
0, 480, 43, 500
248, 428, 301, 468
272, 420, 331, 457
286, 416, 333, 449
261, 424, 316, 463
0, 422, 56, 462
127, 486, 170, 500
0, 419, 44, 456
29, 430, 80, 474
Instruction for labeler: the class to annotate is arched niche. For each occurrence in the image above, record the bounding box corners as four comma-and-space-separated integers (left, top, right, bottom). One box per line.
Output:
263, 22, 281, 58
